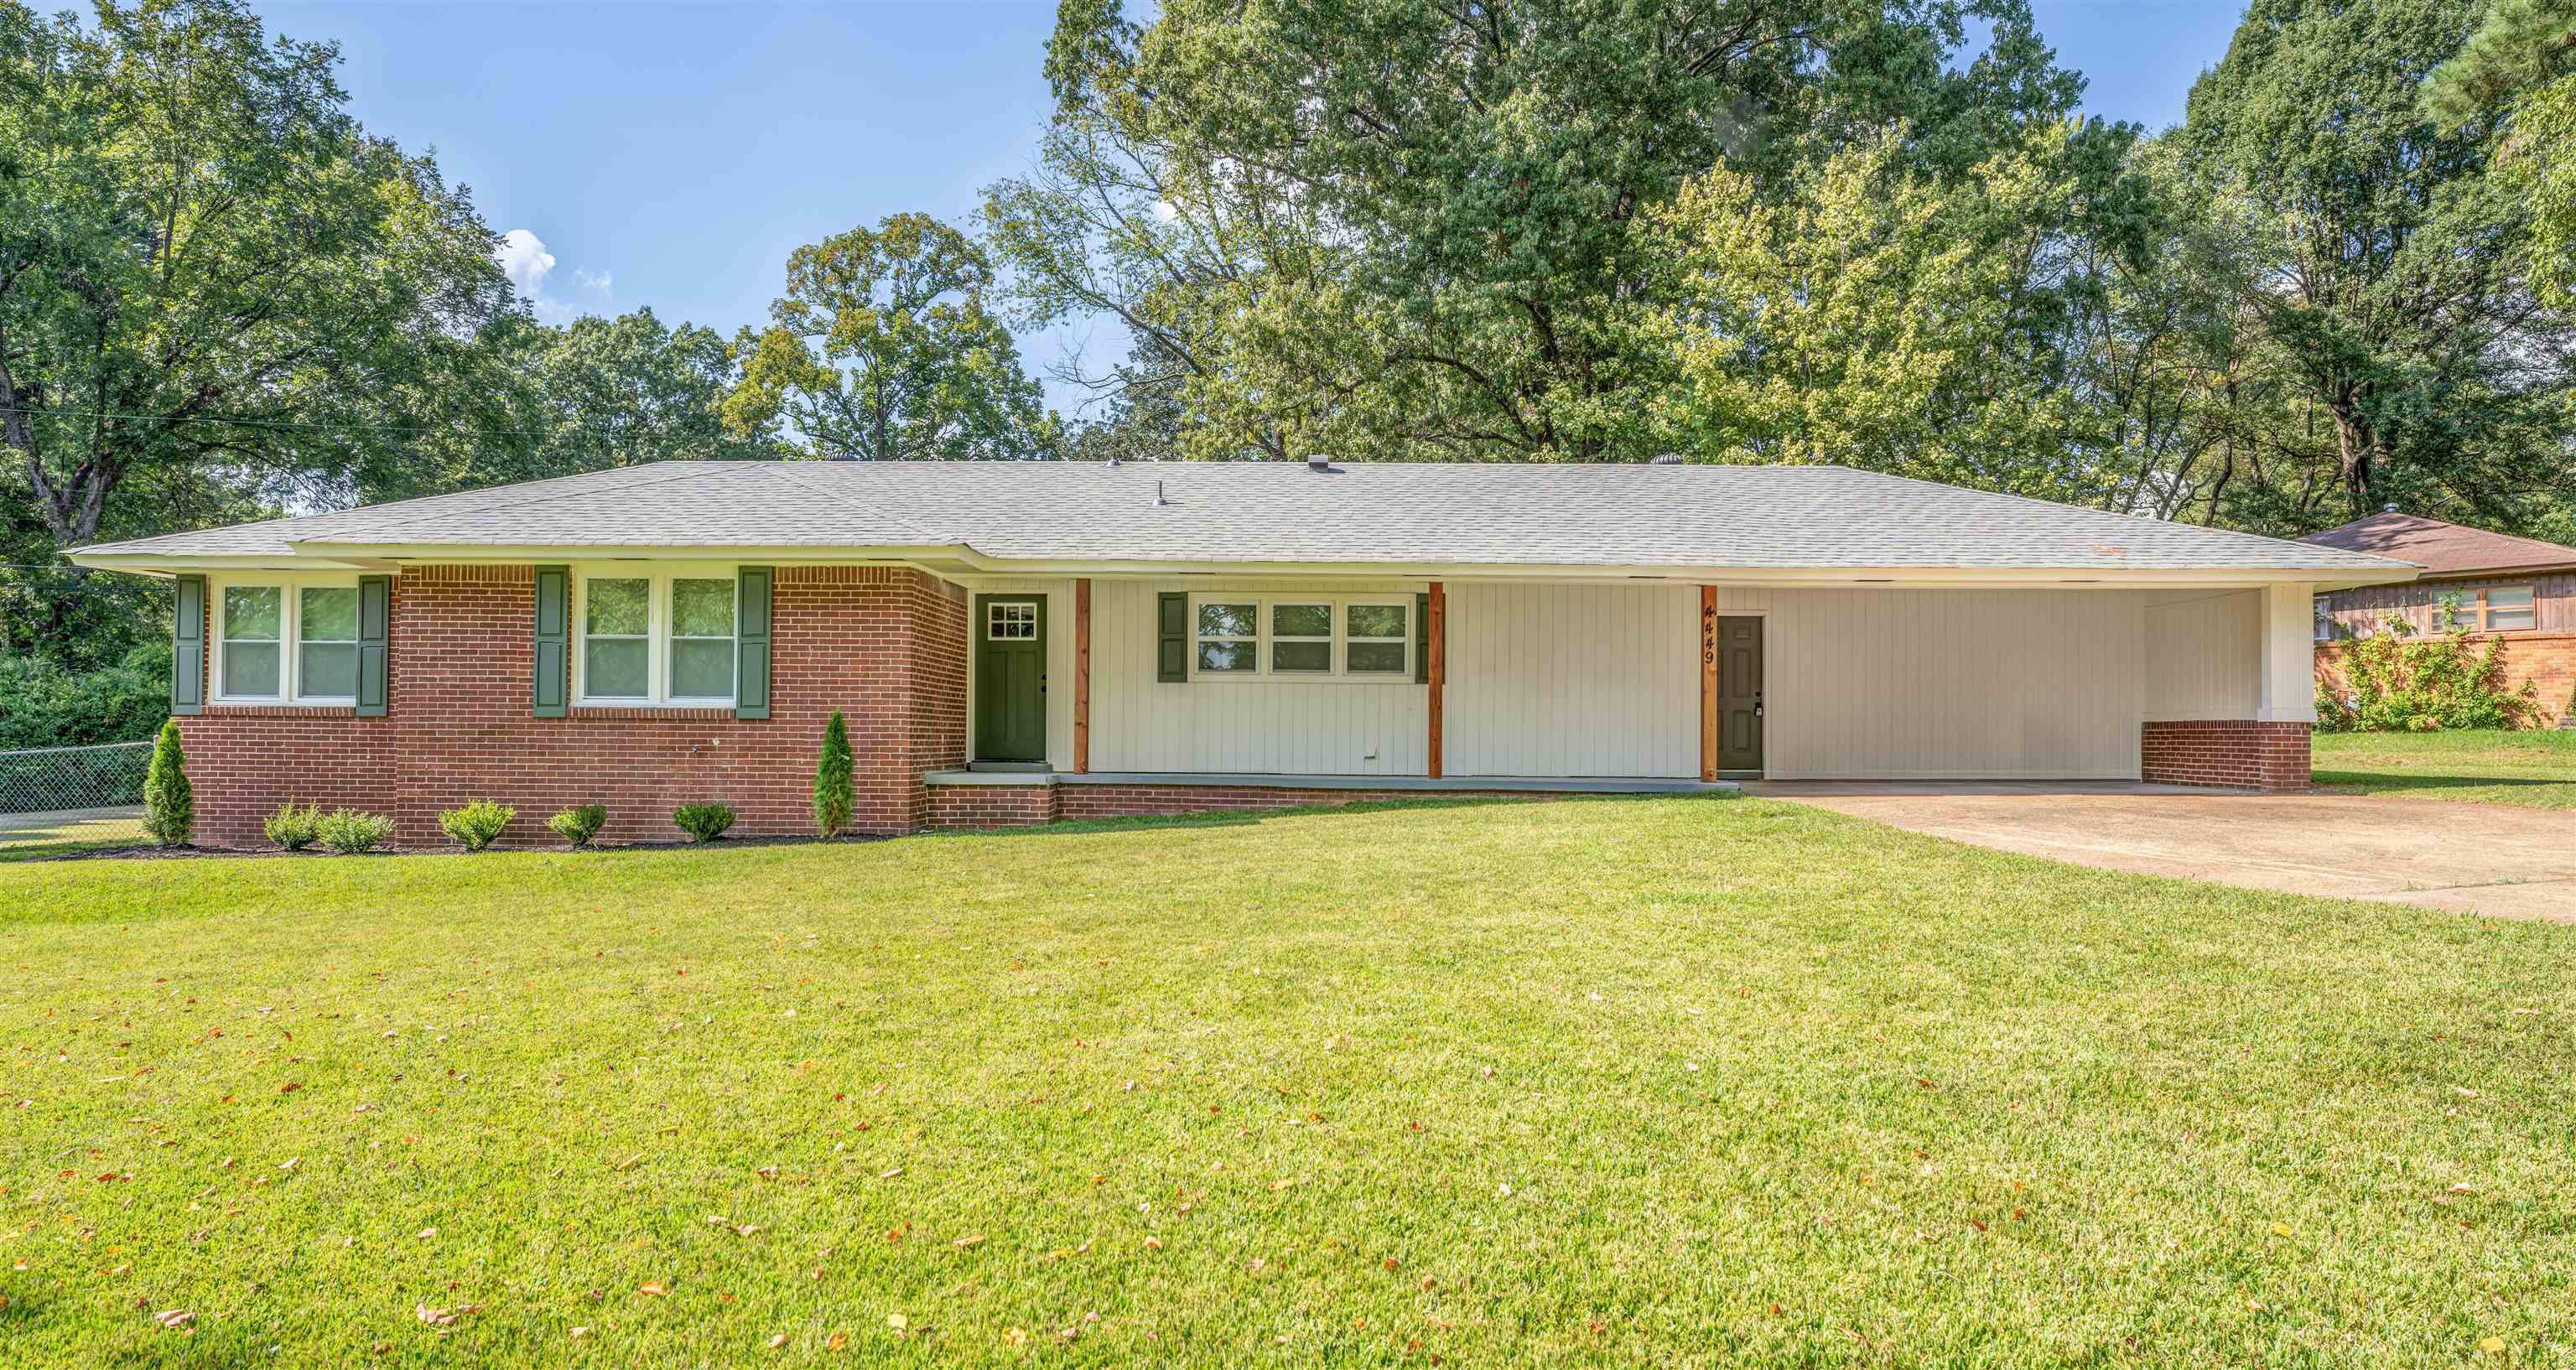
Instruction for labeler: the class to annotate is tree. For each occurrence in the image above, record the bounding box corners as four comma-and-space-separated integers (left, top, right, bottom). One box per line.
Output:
1026, 0, 2094, 462
2425, 0, 2576, 309
141, 716, 190, 846
813, 709, 852, 838
350, 308, 773, 504
0, 0, 517, 545
724, 214, 1057, 459
2166, 0, 2576, 527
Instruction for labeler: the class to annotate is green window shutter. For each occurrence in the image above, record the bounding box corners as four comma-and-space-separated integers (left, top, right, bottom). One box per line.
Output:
355, 574, 391, 717
532, 565, 569, 718
1414, 592, 1431, 684
1157, 591, 1188, 682
171, 574, 205, 716
735, 566, 772, 720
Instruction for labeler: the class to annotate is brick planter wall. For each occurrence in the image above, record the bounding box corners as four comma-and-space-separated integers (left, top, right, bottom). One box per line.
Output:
175, 565, 966, 848
2140, 720, 2312, 792
2316, 631, 2576, 729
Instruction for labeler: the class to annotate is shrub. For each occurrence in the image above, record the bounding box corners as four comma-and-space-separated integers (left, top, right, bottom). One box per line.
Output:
263, 802, 323, 851
437, 799, 516, 852
813, 710, 854, 837
0, 641, 172, 750
673, 802, 736, 843
548, 805, 608, 848
140, 719, 192, 846
314, 808, 395, 854
2314, 596, 2539, 734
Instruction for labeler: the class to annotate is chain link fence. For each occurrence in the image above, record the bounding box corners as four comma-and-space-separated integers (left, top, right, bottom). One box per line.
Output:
0, 739, 151, 853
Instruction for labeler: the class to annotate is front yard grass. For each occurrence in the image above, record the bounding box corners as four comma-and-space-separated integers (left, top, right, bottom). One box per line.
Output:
3, 795, 2572, 1367
2313, 727, 2576, 809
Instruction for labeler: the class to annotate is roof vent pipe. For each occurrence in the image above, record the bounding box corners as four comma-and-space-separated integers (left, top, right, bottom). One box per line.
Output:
1155, 479, 1169, 507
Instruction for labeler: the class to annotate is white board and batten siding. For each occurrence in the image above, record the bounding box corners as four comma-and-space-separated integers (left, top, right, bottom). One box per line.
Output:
1712, 588, 2148, 781
1442, 582, 1701, 777
969, 577, 2282, 782
1088, 579, 1430, 775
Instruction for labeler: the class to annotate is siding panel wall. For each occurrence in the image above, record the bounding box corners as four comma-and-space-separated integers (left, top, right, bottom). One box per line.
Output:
2144, 589, 2261, 720
1443, 582, 1700, 777
1088, 579, 1430, 775
1711, 587, 2147, 780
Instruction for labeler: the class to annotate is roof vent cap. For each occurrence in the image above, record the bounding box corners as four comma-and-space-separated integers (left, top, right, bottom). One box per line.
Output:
2383, 502, 2398, 513
1649, 453, 1685, 465
1306, 454, 1337, 472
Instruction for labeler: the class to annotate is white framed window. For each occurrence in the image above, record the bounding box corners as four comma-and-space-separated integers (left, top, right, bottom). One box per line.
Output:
212, 576, 361, 703
2482, 585, 2537, 631
2313, 595, 2334, 643
1188, 593, 1412, 682
574, 568, 740, 707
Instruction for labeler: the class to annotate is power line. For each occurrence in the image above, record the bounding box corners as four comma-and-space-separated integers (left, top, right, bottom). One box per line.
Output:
3, 403, 720, 444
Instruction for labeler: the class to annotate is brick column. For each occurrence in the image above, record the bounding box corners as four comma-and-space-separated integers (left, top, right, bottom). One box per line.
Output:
2140, 720, 2311, 792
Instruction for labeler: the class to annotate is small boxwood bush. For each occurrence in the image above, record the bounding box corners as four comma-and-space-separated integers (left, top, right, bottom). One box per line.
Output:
437, 799, 516, 852
262, 802, 323, 851
314, 808, 395, 855
673, 802, 736, 843
548, 805, 607, 848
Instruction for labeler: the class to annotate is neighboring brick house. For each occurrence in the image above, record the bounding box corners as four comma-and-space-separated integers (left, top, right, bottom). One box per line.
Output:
70, 460, 2421, 846
2301, 510, 2576, 729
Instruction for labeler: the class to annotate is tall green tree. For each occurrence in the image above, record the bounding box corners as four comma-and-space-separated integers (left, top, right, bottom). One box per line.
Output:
2425, 0, 2576, 310
2167, 0, 2575, 527
351, 308, 774, 503
1023, 0, 2092, 463
724, 214, 1057, 460
0, 0, 516, 544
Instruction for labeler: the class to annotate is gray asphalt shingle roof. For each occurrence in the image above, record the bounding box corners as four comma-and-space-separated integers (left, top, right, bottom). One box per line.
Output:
76, 459, 2415, 574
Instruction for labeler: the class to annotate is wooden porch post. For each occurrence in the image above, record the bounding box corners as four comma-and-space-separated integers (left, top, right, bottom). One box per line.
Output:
1426, 581, 1446, 779
1699, 587, 1718, 783
1073, 578, 1091, 774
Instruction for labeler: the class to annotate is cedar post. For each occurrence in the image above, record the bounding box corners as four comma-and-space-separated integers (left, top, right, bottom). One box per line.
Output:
1699, 587, 1718, 782
1073, 579, 1092, 774
1426, 581, 1446, 778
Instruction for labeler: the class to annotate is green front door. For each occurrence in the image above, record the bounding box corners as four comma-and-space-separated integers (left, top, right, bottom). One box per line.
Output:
974, 595, 1047, 763
1712, 615, 1763, 774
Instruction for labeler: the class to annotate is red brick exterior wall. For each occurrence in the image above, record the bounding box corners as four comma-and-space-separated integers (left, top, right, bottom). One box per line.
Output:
1057, 784, 1541, 823
176, 565, 967, 848
2139, 720, 2312, 792
924, 783, 1062, 830
2316, 631, 2576, 729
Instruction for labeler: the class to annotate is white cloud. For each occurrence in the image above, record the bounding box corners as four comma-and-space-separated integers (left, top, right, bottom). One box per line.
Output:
574, 267, 613, 293
494, 228, 557, 297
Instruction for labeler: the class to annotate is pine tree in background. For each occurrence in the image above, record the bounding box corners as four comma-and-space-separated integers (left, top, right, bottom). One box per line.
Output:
141, 719, 193, 847
813, 710, 854, 838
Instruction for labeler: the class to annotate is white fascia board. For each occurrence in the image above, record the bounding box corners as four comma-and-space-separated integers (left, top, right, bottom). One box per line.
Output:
944, 553, 2423, 589
65, 552, 385, 575
281, 541, 969, 563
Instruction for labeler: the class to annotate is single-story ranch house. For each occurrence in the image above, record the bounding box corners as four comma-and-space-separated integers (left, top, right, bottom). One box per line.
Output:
2303, 507, 2576, 729
70, 460, 2420, 845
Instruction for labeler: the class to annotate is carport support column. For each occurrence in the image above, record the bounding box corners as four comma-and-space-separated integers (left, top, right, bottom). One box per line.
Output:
1073, 578, 1091, 775
2258, 583, 2319, 724
1426, 581, 1445, 779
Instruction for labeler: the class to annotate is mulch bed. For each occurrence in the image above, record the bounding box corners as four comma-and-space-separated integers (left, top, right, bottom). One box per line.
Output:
24, 833, 891, 863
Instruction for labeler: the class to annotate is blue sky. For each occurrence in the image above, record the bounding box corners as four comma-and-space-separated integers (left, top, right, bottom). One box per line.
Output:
252, 0, 2252, 418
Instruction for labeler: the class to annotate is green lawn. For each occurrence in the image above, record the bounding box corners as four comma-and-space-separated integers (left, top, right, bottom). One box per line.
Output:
3, 796, 2571, 1367
2313, 728, 2576, 809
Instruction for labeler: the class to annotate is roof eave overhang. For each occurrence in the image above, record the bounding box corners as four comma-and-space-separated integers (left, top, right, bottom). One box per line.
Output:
68, 544, 2423, 591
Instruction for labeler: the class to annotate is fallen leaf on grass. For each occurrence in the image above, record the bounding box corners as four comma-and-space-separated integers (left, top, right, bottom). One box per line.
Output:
638, 1282, 668, 1297
151, 1310, 194, 1329
569, 1326, 590, 1340
2480, 1337, 2506, 1353
768, 1333, 789, 1349
953, 1234, 984, 1249
826, 1330, 849, 1351
414, 1302, 476, 1326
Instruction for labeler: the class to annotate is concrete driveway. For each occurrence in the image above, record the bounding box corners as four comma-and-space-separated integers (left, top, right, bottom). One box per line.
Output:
1742, 781, 2576, 921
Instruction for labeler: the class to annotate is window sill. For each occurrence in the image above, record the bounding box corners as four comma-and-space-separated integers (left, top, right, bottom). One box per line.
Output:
203, 701, 361, 717
1183, 674, 1419, 686
567, 703, 744, 720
